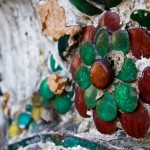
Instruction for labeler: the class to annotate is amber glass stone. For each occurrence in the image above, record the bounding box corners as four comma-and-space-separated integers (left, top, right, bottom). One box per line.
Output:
80, 26, 96, 43
90, 60, 113, 89
128, 28, 150, 59
98, 12, 121, 33
93, 110, 117, 134
74, 86, 90, 118
138, 67, 150, 104
119, 102, 150, 138
70, 53, 82, 79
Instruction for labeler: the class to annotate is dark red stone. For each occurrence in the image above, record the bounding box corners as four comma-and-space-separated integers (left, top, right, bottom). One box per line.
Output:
70, 53, 82, 79
129, 28, 150, 59
90, 60, 113, 89
74, 86, 90, 118
93, 110, 117, 134
119, 102, 150, 138
138, 67, 150, 104
98, 11, 121, 33
80, 25, 96, 43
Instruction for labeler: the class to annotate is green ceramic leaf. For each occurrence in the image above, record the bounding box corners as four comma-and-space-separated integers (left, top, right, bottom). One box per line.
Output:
117, 58, 137, 82
111, 30, 130, 54
58, 35, 70, 61
50, 55, 62, 72
94, 28, 109, 58
96, 92, 117, 121
84, 85, 97, 108
69, 0, 103, 16
105, 0, 123, 8
131, 9, 150, 30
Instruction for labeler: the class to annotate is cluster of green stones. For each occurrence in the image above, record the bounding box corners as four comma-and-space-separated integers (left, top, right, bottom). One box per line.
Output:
73, 11, 141, 132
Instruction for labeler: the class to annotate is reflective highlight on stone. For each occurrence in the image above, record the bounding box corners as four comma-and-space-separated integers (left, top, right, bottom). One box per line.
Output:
93, 110, 117, 134
80, 26, 96, 43
90, 60, 113, 89
111, 30, 130, 54
98, 11, 121, 33
84, 85, 97, 109
114, 83, 137, 113
75, 66, 91, 89
94, 29, 109, 58
129, 28, 150, 59
138, 67, 150, 104
75, 87, 90, 118
79, 41, 96, 66
119, 103, 150, 138
96, 92, 117, 121
117, 58, 137, 82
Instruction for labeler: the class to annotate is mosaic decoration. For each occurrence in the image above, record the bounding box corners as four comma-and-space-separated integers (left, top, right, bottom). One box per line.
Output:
71, 11, 150, 138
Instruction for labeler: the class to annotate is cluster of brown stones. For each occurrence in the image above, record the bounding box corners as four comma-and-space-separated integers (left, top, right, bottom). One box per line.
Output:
70, 11, 150, 138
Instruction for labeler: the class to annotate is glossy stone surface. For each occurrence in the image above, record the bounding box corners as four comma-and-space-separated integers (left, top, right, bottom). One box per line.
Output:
40, 77, 54, 100
114, 83, 137, 113
138, 67, 150, 104
54, 93, 72, 114
128, 28, 150, 59
31, 107, 43, 121
98, 12, 121, 33
29, 121, 38, 133
26, 104, 33, 112
9, 124, 21, 138
50, 55, 62, 72
131, 9, 150, 30
84, 85, 97, 109
79, 41, 96, 66
90, 60, 113, 89
111, 30, 130, 54
70, 53, 82, 79
80, 26, 96, 43
105, 0, 123, 8
93, 110, 117, 134
96, 92, 117, 121
75, 87, 90, 118
75, 66, 91, 89
119, 103, 150, 138
117, 58, 137, 82
94, 28, 109, 58
17, 113, 32, 129
69, 0, 103, 16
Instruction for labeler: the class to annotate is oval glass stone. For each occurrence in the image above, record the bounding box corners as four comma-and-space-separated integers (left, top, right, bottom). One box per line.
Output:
90, 60, 113, 89
98, 11, 121, 33
40, 78, 54, 100
80, 26, 96, 43
17, 113, 32, 129
130, 9, 150, 30
75, 87, 90, 118
114, 83, 137, 113
70, 53, 82, 79
93, 110, 117, 134
75, 66, 91, 89
94, 28, 109, 58
111, 30, 130, 54
117, 58, 137, 82
119, 102, 150, 138
69, 0, 103, 16
84, 85, 97, 109
105, 0, 123, 8
138, 67, 150, 104
54, 93, 72, 114
96, 92, 117, 121
79, 41, 96, 66
128, 28, 150, 59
